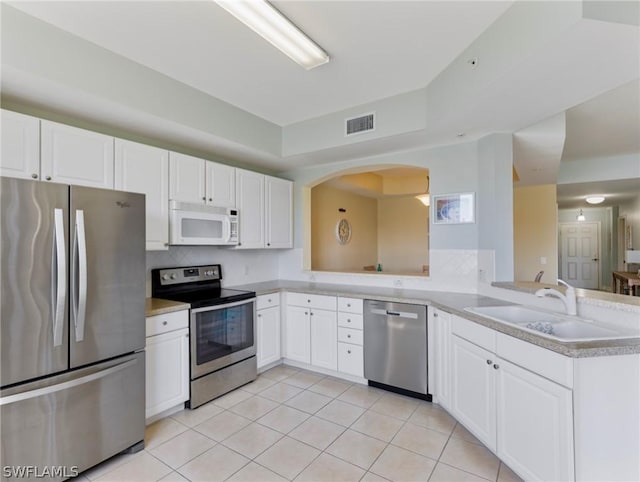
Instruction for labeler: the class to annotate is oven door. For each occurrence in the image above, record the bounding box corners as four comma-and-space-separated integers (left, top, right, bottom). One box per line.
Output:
190, 299, 256, 379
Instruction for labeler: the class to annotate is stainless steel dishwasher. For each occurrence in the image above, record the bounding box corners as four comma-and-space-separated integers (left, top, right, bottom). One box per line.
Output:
363, 300, 430, 400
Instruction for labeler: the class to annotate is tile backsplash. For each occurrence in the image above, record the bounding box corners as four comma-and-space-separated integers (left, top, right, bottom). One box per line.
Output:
145, 246, 280, 296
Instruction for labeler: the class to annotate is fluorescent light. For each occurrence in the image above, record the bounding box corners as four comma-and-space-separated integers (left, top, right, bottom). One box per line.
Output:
586, 196, 605, 204
577, 209, 586, 221
416, 194, 430, 206
216, 0, 330, 70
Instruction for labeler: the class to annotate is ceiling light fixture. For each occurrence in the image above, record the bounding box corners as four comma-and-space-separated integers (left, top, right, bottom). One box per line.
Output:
577, 209, 586, 222
215, 0, 330, 70
585, 196, 605, 204
416, 176, 430, 206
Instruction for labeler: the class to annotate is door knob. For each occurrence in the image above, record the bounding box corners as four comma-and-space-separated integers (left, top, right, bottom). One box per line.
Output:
592, 258, 599, 262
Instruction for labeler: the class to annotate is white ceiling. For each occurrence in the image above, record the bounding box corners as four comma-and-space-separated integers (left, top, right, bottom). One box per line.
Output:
8, 1, 513, 126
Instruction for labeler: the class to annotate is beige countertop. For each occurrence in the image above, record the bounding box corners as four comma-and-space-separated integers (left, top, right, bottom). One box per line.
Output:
230, 280, 640, 358
145, 298, 190, 317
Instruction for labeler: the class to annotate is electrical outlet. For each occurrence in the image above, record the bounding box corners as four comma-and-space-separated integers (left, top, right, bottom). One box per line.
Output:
394, 279, 403, 288
479, 269, 487, 282
540, 257, 547, 265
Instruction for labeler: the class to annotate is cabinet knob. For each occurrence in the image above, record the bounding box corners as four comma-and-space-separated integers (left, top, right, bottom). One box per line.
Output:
305, 312, 308, 315
202, 196, 206, 201
267, 243, 271, 246
434, 312, 438, 317
258, 314, 262, 318
493, 364, 500, 370
238, 242, 242, 246
347, 350, 352, 354
208, 198, 212, 202
31, 173, 38, 179
45, 176, 52, 181
310, 312, 314, 316
347, 319, 351, 323
347, 303, 351, 307
347, 334, 351, 338
486, 360, 492, 365
307, 299, 311, 303
268, 299, 271, 303
162, 321, 168, 326
185, 334, 189, 338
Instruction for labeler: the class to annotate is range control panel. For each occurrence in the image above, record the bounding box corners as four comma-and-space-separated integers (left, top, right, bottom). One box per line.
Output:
156, 265, 221, 285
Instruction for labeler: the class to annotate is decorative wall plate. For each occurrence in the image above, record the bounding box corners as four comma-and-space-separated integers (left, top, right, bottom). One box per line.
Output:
336, 218, 352, 245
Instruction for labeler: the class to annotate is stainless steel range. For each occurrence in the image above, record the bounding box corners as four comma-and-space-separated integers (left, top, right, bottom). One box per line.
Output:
151, 264, 256, 408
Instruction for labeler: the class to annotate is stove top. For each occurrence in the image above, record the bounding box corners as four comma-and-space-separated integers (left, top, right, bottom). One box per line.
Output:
151, 264, 255, 309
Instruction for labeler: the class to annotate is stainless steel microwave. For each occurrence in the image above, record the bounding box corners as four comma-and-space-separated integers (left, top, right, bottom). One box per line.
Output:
169, 200, 238, 245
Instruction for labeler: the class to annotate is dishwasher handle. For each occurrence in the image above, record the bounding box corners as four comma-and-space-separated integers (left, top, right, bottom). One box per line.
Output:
370, 308, 419, 319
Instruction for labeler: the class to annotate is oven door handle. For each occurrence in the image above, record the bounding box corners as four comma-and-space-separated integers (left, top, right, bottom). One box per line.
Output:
190, 298, 257, 314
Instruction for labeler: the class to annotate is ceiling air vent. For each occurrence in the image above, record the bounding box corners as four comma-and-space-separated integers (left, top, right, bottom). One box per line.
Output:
346, 113, 375, 136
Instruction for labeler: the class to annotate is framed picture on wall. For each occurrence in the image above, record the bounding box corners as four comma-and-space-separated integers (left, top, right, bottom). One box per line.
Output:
433, 193, 475, 224
626, 224, 633, 250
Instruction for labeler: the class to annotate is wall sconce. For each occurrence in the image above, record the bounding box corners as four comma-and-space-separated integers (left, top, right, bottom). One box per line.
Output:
577, 209, 586, 221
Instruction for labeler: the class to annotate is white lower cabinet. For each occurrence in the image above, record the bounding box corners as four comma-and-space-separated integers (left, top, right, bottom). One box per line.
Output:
285, 305, 311, 364
447, 314, 574, 481
257, 294, 281, 369
337, 343, 363, 377
451, 334, 497, 450
310, 309, 337, 370
145, 310, 189, 420
431, 308, 452, 409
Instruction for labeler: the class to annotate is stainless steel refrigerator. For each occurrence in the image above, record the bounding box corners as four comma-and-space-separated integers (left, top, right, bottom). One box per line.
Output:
0, 177, 146, 481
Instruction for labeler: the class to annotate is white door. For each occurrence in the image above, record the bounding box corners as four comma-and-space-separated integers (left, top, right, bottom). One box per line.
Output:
451, 335, 497, 450
310, 308, 338, 370
169, 152, 206, 204
265, 176, 293, 248
206, 161, 236, 208
145, 328, 189, 419
257, 306, 281, 369
497, 358, 574, 481
0, 109, 40, 180
115, 139, 169, 251
41, 120, 114, 188
284, 305, 311, 364
560, 223, 599, 289
236, 169, 265, 249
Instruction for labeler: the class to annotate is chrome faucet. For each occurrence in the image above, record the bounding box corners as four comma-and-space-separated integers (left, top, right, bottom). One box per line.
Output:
535, 279, 577, 315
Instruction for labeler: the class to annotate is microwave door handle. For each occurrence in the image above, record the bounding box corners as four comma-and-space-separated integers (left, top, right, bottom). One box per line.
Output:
51, 208, 66, 347
223, 217, 231, 242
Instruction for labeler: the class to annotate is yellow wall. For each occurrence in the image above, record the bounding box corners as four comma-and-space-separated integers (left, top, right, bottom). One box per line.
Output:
311, 184, 378, 271
514, 184, 558, 283
377, 197, 429, 273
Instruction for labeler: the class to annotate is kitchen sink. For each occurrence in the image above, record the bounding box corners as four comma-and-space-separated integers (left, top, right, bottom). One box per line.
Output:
464, 305, 640, 342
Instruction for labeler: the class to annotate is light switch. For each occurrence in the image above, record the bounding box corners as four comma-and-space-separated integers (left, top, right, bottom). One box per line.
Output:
540, 257, 547, 265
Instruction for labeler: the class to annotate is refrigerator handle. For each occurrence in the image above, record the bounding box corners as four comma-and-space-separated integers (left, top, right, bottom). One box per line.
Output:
72, 209, 88, 342
51, 208, 66, 347
0, 358, 137, 406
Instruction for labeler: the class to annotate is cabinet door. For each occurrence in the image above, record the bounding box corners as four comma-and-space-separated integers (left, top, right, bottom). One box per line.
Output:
257, 306, 281, 369
115, 139, 169, 251
451, 335, 497, 450
145, 328, 189, 419
41, 120, 114, 188
0, 110, 40, 180
265, 176, 293, 248
235, 168, 265, 249
205, 161, 236, 208
310, 308, 337, 370
497, 358, 574, 481
284, 305, 310, 364
433, 309, 452, 410
169, 152, 206, 204
338, 343, 364, 377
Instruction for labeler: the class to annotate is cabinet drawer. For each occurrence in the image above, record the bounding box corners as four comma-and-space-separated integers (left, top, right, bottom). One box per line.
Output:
337, 312, 364, 330
497, 333, 573, 388
257, 293, 280, 310
146, 310, 189, 337
337, 297, 363, 314
287, 292, 337, 310
451, 315, 496, 352
338, 327, 363, 345
338, 343, 364, 377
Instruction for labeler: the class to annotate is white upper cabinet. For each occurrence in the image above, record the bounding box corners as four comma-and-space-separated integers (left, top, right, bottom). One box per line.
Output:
235, 168, 265, 249
115, 139, 169, 251
41, 120, 114, 189
265, 175, 293, 248
169, 152, 235, 207
0, 110, 40, 180
236, 169, 293, 249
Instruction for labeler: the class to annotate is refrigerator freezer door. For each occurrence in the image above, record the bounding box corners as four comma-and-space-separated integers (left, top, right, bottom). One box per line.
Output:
70, 186, 145, 368
0, 352, 145, 481
0, 177, 69, 387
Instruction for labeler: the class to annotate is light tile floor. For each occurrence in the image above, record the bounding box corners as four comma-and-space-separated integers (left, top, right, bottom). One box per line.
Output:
80, 365, 524, 482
